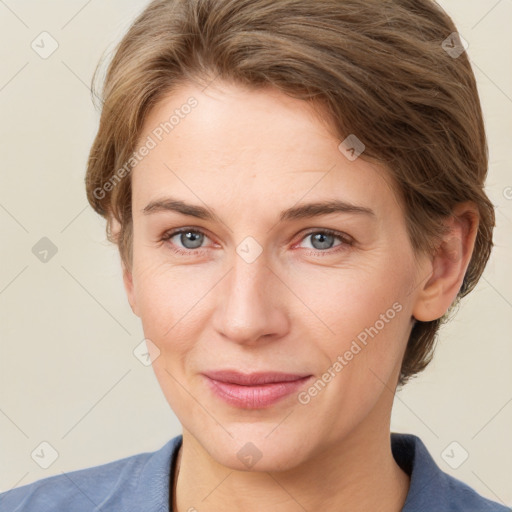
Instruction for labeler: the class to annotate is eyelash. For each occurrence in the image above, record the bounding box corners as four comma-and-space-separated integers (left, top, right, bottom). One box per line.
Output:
160, 227, 353, 257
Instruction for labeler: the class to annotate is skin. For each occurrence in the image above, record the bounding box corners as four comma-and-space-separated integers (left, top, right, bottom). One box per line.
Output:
118, 80, 479, 511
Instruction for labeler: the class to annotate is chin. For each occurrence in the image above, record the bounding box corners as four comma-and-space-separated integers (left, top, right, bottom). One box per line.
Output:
192, 421, 313, 473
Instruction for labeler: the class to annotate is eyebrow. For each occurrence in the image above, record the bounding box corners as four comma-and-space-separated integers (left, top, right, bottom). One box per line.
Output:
142, 197, 375, 222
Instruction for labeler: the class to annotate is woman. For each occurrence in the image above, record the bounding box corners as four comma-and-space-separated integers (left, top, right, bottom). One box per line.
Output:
1, 0, 508, 511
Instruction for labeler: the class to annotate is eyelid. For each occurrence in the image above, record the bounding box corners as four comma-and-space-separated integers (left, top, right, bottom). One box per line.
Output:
161, 226, 353, 254
161, 226, 215, 249
296, 227, 353, 246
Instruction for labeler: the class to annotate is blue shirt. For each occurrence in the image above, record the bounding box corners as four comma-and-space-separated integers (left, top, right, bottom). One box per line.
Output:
1, 433, 509, 511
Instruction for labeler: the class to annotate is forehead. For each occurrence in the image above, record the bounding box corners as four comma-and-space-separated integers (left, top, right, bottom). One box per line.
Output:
131, 81, 399, 218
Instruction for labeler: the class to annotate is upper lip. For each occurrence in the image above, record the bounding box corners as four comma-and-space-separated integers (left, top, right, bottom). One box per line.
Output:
203, 370, 311, 386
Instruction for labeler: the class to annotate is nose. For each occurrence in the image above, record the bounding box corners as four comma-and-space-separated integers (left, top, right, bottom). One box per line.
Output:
211, 252, 290, 346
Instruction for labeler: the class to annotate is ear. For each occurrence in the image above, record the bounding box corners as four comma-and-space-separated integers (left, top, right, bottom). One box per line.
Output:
412, 202, 479, 322
110, 213, 140, 318
122, 261, 139, 317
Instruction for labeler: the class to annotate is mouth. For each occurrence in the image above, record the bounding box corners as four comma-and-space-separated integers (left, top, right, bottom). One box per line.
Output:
202, 370, 313, 409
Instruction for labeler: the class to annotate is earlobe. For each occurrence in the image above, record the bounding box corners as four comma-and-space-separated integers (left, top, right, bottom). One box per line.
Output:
412, 202, 479, 322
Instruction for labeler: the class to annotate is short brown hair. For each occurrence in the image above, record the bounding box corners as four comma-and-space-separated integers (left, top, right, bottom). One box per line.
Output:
85, 0, 494, 387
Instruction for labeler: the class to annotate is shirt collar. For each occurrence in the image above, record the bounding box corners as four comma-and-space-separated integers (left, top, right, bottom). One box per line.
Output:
132, 435, 182, 511
391, 432, 446, 511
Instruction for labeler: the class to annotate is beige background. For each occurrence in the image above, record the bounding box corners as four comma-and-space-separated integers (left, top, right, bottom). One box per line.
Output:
0, 0, 511, 506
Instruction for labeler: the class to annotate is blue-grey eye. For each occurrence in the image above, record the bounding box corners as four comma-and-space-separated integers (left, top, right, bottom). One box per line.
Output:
311, 232, 334, 250
304, 232, 341, 251
177, 230, 204, 249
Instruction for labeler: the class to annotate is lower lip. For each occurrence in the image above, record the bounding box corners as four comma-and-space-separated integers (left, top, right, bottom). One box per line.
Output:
203, 376, 312, 409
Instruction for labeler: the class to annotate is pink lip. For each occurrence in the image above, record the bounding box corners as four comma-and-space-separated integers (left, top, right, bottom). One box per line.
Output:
202, 371, 312, 409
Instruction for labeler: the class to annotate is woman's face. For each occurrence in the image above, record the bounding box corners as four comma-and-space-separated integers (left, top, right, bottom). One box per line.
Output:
124, 80, 428, 471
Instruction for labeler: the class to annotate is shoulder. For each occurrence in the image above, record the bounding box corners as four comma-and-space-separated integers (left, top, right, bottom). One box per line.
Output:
0, 435, 182, 512
392, 433, 510, 512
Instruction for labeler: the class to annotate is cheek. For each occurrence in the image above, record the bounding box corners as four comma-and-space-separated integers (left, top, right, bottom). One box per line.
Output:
131, 258, 210, 414
289, 256, 412, 344
285, 258, 415, 413
131, 255, 201, 345
290, 265, 413, 432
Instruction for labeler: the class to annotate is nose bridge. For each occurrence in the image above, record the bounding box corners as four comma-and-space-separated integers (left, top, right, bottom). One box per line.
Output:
233, 242, 272, 300
212, 239, 289, 344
